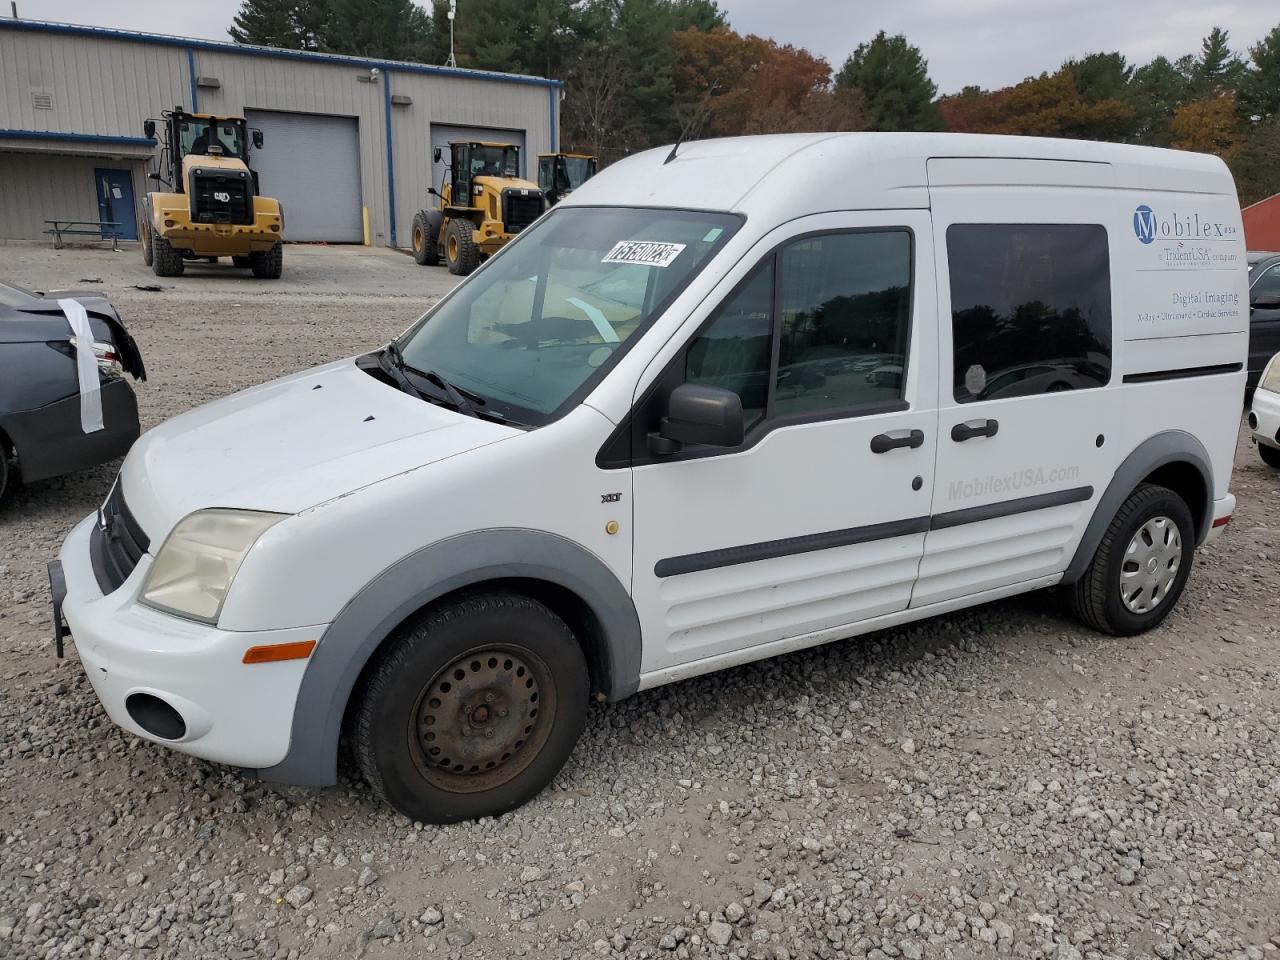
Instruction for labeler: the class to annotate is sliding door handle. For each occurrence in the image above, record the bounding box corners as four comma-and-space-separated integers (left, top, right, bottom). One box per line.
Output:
870, 429, 925, 454
951, 418, 999, 442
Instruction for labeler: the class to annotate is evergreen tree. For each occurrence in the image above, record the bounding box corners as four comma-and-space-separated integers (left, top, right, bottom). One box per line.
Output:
1241, 24, 1280, 119
228, 0, 316, 49
1191, 26, 1243, 95
835, 32, 938, 131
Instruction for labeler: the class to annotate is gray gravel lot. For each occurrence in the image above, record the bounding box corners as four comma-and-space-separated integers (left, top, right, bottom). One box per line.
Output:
1, 243, 1278, 960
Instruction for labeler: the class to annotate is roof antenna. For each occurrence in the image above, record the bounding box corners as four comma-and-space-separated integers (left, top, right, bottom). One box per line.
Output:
664, 135, 685, 165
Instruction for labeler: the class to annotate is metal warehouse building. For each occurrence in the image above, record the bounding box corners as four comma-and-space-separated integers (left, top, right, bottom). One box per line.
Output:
0, 19, 560, 248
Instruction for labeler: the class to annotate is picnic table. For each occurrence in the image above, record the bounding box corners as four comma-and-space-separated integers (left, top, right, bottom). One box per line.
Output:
45, 220, 124, 251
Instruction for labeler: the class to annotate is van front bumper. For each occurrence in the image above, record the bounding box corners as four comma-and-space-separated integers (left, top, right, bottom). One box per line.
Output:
1250, 387, 1280, 450
54, 513, 325, 770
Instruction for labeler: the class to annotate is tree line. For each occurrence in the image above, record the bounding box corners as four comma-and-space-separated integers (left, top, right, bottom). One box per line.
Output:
228, 0, 1280, 204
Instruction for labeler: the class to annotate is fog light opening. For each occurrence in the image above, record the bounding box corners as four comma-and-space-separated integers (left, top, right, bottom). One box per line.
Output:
125, 693, 187, 740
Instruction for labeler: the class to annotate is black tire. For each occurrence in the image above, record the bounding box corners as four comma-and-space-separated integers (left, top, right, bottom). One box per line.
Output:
445, 219, 480, 275
1260, 444, 1280, 468
354, 592, 589, 823
412, 210, 440, 266
151, 233, 184, 277
249, 243, 283, 279
232, 255, 251, 268
0, 439, 11, 506
141, 225, 153, 266
1066, 483, 1195, 636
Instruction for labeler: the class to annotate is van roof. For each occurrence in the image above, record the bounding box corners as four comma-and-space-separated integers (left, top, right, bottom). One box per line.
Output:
564, 132, 1237, 217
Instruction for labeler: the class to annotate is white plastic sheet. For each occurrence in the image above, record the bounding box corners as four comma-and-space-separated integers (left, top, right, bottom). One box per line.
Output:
57, 298, 104, 434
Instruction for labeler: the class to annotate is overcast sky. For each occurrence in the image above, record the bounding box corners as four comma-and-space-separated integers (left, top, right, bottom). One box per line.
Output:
12, 0, 1276, 94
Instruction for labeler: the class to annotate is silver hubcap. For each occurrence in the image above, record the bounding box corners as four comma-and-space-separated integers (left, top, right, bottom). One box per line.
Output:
1120, 516, 1182, 613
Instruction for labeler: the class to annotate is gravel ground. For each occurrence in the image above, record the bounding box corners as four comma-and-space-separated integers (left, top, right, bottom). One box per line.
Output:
1, 244, 1278, 960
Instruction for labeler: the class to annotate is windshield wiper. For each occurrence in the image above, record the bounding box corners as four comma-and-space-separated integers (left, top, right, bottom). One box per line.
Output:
377, 341, 427, 401
420, 368, 478, 418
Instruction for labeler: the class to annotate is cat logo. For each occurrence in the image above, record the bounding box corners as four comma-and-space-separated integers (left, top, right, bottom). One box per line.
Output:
213, 191, 231, 203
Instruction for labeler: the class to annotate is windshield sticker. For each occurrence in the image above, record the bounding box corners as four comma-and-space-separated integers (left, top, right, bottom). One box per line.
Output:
965, 364, 987, 396
702, 227, 723, 243
602, 240, 686, 268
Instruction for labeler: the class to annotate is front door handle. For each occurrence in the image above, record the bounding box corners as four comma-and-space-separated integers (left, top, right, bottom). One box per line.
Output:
870, 429, 925, 454
951, 418, 999, 442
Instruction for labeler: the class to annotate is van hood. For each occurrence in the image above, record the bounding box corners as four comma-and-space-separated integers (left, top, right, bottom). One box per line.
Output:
120, 357, 519, 539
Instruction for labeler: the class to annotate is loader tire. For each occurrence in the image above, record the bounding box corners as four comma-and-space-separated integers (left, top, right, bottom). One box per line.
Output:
445, 219, 480, 276
151, 234, 184, 277
232, 255, 251, 268
412, 211, 441, 266
250, 243, 283, 279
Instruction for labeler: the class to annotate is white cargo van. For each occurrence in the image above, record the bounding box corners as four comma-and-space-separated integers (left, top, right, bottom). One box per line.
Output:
51, 134, 1248, 822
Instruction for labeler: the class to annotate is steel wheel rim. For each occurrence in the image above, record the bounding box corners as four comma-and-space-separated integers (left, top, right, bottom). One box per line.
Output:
1120, 515, 1182, 614
408, 644, 554, 793
448, 235, 458, 260
412, 225, 423, 252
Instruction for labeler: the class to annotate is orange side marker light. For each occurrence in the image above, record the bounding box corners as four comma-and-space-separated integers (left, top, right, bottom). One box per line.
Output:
243, 640, 316, 664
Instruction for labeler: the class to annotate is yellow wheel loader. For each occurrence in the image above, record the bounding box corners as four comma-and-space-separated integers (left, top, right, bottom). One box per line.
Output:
411, 141, 545, 275
537, 152, 598, 206
141, 107, 284, 279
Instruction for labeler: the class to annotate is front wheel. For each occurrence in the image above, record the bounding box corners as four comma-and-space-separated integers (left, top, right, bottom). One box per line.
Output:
249, 243, 283, 279
354, 593, 588, 823
445, 219, 480, 275
151, 233, 184, 277
412, 210, 440, 266
1260, 444, 1280, 469
1066, 483, 1195, 636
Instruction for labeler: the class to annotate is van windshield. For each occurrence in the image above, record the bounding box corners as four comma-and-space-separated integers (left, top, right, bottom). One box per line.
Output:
397, 207, 740, 425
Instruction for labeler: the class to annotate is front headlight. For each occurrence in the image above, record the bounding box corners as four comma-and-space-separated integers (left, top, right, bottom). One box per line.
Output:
141, 509, 285, 623
1261, 353, 1280, 394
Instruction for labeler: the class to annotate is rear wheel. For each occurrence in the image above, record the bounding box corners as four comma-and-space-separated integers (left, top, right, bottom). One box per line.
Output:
0, 438, 12, 506
249, 243, 283, 279
412, 211, 440, 266
354, 593, 588, 823
232, 255, 251, 268
445, 219, 480, 276
1260, 443, 1280, 468
1067, 483, 1195, 636
151, 234, 183, 277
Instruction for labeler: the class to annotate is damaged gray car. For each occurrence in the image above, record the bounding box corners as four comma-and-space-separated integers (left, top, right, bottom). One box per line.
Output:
0, 281, 146, 504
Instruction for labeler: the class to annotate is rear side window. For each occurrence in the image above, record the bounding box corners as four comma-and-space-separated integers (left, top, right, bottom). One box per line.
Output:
947, 224, 1112, 403
1252, 264, 1280, 303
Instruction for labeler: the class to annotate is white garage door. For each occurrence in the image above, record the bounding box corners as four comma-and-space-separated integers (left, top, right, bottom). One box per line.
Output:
246, 110, 363, 243
429, 124, 528, 194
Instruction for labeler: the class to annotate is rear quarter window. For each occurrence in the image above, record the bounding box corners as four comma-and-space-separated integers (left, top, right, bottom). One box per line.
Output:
947, 223, 1112, 403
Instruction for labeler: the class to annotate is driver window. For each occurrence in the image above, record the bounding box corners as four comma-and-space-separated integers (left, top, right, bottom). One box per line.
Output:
1254, 265, 1280, 304
684, 261, 774, 429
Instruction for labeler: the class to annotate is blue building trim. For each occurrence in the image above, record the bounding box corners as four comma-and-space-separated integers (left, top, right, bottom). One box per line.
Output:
383, 71, 397, 248
549, 87, 558, 153
0, 19, 564, 90
186, 48, 199, 111
0, 129, 155, 147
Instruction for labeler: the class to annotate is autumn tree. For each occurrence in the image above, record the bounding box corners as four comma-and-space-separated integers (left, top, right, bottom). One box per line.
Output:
1171, 93, 1244, 157
1228, 117, 1280, 204
835, 31, 938, 131
938, 66, 1134, 141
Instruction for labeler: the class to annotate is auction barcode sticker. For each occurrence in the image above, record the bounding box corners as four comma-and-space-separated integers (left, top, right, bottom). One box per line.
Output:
601, 240, 686, 268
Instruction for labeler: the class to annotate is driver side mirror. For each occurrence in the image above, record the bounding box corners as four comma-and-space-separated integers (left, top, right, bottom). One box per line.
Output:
143, 120, 156, 139
252, 129, 264, 149
427, 186, 439, 197
648, 383, 744, 455
433, 147, 443, 163
148, 172, 161, 181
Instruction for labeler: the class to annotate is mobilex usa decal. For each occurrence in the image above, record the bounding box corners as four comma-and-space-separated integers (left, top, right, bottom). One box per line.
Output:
1132, 204, 1238, 245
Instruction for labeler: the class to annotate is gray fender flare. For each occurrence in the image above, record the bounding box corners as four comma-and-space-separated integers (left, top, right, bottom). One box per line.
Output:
257, 528, 641, 786
1062, 430, 1213, 583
